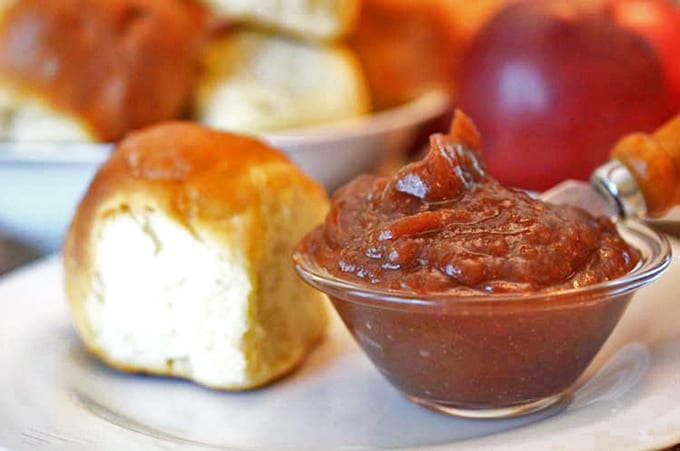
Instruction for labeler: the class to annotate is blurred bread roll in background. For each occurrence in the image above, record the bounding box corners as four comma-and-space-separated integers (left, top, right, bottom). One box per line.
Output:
0, 0, 206, 142
194, 29, 370, 133
197, 0, 360, 41
0, 0, 508, 143
350, 0, 509, 110
63, 122, 329, 390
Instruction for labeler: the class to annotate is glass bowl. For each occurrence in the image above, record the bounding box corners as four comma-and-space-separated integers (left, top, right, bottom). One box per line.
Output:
293, 220, 671, 418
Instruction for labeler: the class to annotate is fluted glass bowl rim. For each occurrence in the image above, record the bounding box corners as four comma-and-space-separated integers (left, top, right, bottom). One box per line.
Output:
293, 220, 671, 309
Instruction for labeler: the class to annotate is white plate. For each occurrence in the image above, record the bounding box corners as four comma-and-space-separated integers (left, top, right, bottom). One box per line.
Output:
0, 240, 679, 451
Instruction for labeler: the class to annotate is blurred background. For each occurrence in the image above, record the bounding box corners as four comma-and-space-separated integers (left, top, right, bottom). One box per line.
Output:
0, 0, 679, 274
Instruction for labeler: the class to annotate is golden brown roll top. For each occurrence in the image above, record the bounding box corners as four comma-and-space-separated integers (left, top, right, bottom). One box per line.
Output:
0, 0, 206, 141
66, 121, 322, 250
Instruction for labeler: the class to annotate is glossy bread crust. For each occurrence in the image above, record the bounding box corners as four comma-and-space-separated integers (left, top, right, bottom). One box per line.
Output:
0, 0, 207, 141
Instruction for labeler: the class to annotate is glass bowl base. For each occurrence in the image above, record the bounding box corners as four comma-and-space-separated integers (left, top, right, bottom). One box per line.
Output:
407, 392, 568, 419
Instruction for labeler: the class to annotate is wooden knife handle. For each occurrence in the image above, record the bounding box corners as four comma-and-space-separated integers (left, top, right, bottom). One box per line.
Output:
611, 114, 680, 217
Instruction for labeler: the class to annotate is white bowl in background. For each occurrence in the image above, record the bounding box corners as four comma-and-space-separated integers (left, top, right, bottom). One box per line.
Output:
0, 91, 450, 253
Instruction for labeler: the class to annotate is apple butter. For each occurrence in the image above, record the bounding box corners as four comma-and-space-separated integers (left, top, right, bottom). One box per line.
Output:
295, 111, 646, 414
300, 112, 639, 293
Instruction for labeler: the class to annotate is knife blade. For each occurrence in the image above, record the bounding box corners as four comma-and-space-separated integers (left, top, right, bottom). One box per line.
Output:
539, 179, 617, 218
539, 160, 647, 219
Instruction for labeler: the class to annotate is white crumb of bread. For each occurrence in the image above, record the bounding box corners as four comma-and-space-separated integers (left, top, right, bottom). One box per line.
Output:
86, 209, 252, 388
0, 85, 96, 142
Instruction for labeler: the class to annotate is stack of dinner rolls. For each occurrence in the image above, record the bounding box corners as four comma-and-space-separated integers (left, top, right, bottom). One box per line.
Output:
0, 0, 509, 142
0, 0, 371, 141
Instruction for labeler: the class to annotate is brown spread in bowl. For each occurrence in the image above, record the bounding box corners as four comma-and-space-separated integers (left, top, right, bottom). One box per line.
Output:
300, 111, 639, 294
294, 111, 668, 417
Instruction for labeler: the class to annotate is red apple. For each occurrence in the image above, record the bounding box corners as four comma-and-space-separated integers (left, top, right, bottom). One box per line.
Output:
457, 1, 677, 191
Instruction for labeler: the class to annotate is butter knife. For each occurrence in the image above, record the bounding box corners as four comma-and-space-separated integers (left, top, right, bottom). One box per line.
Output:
540, 114, 680, 220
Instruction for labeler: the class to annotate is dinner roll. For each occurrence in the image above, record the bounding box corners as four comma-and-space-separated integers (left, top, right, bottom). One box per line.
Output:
350, 0, 508, 110
194, 29, 370, 133
0, 0, 205, 142
63, 122, 329, 390
197, 0, 359, 41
